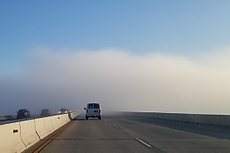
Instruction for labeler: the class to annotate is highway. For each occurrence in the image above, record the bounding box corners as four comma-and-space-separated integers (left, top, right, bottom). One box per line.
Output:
30, 114, 230, 153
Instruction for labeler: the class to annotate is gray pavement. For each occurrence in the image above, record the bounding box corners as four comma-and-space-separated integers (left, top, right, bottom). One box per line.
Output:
123, 114, 230, 139
40, 115, 230, 153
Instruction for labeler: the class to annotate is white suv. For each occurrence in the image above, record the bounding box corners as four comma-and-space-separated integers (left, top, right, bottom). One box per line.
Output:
84, 103, 102, 120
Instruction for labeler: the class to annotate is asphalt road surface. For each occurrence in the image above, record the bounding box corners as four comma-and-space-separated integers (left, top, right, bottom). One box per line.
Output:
38, 115, 230, 153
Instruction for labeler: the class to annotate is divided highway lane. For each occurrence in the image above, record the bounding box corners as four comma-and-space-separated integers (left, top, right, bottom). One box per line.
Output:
123, 114, 230, 140
38, 116, 230, 153
39, 116, 154, 153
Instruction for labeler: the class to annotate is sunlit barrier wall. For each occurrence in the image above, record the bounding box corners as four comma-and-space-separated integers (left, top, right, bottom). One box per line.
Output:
0, 112, 78, 153
0, 122, 25, 153
68, 112, 79, 120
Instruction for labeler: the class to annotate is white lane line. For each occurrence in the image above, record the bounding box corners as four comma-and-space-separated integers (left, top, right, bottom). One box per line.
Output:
136, 138, 152, 148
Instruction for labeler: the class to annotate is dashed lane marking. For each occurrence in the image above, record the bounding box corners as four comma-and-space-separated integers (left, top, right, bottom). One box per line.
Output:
135, 138, 152, 148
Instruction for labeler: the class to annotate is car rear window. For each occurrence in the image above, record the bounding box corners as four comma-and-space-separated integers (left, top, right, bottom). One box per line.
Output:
88, 103, 100, 109
19, 109, 26, 112
94, 104, 99, 108
88, 104, 94, 109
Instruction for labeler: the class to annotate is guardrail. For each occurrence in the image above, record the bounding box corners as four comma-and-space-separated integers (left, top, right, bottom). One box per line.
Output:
0, 112, 78, 153
122, 112, 230, 128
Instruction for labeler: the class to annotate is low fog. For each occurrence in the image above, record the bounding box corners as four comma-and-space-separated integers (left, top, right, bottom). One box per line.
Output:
1, 48, 230, 115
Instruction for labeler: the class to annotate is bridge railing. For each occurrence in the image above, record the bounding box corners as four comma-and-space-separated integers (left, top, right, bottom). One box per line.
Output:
0, 112, 78, 153
122, 112, 230, 128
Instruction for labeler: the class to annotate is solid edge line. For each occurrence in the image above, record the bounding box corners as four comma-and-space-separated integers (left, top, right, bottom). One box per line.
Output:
136, 138, 152, 148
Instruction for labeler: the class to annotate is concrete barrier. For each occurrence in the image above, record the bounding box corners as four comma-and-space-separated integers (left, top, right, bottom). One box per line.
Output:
55, 115, 63, 127
0, 113, 76, 153
35, 114, 71, 140
34, 118, 48, 139
123, 112, 230, 127
64, 114, 71, 123
68, 112, 79, 120
44, 116, 56, 135
0, 122, 26, 153
53, 115, 64, 129
20, 120, 40, 149
60, 114, 68, 125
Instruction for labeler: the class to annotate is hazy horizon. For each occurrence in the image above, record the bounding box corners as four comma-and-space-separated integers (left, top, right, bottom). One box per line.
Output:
1, 1, 230, 115
1, 48, 230, 115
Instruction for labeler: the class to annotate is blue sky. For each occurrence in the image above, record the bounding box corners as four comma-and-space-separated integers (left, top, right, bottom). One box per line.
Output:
1, 0, 230, 75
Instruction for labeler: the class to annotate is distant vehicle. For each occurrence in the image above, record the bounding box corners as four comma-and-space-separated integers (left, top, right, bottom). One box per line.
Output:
58, 108, 68, 114
41, 109, 51, 117
17, 109, 30, 119
84, 103, 102, 120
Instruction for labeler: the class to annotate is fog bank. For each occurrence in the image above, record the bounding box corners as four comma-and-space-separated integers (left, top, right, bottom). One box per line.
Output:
1, 48, 230, 115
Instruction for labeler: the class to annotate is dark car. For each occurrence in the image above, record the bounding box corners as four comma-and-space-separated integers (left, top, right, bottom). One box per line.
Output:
17, 109, 30, 119
41, 109, 51, 117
